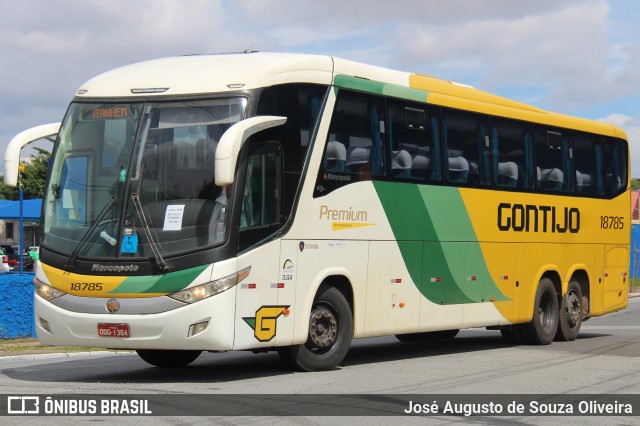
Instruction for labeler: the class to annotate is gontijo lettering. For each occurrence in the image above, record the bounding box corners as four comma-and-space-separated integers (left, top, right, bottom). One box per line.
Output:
497, 203, 580, 233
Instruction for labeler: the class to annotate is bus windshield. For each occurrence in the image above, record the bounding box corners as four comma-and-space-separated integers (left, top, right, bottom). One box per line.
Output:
42, 98, 247, 261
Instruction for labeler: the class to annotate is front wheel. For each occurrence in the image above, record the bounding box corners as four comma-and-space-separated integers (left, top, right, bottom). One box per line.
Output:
555, 281, 583, 341
278, 286, 353, 372
136, 349, 201, 368
519, 278, 559, 345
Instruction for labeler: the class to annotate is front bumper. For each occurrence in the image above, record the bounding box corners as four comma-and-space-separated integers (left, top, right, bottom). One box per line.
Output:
34, 286, 237, 351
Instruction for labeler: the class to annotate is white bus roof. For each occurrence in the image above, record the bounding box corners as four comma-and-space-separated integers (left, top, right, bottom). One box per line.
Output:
74, 52, 625, 138
76, 52, 339, 98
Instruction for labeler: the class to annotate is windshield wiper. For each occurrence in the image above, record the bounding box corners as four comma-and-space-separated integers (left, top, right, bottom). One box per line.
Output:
130, 193, 169, 272
65, 196, 117, 271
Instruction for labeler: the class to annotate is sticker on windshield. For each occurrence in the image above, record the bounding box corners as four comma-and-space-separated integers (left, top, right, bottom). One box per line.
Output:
120, 234, 138, 254
163, 205, 185, 231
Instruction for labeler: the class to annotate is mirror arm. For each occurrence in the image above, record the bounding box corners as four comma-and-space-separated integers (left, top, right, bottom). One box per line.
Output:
4, 123, 60, 186
215, 116, 286, 186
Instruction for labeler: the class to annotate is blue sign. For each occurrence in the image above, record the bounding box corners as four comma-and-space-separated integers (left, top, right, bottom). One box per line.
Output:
120, 234, 138, 254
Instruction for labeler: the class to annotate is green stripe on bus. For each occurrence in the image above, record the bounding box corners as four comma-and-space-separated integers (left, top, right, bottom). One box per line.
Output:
374, 182, 508, 304
111, 265, 209, 294
334, 75, 385, 95
334, 75, 429, 103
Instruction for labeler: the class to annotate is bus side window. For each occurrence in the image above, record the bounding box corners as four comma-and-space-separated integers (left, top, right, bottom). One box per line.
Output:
315, 90, 386, 196
491, 118, 533, 190
387, 101, 441, 183
535, 127, 572, 193
573, 133, 600, 196
238, 142, 283, 251
256, 83, 329, 219
443, 109, 490, 187
604, 137, 628, 197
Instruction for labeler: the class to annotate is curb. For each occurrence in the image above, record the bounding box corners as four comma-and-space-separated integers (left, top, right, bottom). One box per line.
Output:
0, 351, 134, 362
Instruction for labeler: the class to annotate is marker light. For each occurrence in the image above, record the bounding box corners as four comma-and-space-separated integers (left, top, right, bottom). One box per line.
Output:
130, 88, 169, 94
35, 279, 66, 301
169, 267, 250, 304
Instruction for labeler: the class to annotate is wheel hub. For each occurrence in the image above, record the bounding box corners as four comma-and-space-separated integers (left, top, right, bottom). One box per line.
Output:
565, 291, 582, 327
309, 306, 338, 349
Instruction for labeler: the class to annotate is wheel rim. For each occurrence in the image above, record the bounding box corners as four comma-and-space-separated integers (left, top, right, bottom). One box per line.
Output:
307, 304, 338, 354
538, 291, 554, 332
564, 290, 582, 328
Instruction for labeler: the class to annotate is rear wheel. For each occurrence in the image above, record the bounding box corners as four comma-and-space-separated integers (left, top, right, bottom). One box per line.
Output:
278, 286, 353, 372
555, 281, 583, 341
519, 278, 559, 345
136, 349, 201, 368
396, 329, 459, 342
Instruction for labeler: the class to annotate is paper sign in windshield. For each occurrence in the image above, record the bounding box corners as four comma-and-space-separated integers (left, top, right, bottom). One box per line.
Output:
163, 205, 185, 231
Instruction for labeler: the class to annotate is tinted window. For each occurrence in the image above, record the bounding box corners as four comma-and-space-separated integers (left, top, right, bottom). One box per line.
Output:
257, 84, 327, 217
443, 109, 490, 186
387, 100, 441, 183
573, 133, 602, 196
315, 90, 386, 196
535, 127, 572, 193
492, 118, 533, 190
604, 137, 628, 197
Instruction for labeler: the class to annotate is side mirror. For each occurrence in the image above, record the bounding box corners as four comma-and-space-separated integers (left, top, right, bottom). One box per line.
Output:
4, 123, 60, 186
215, 116, 286, 186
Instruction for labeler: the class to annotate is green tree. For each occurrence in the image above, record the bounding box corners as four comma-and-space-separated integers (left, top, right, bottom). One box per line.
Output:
0, 175, 18, 200
0, 148, 50, 200
632, 179, 640, 191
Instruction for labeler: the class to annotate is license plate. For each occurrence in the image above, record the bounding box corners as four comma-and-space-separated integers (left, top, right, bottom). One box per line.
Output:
97, 323, 130, 338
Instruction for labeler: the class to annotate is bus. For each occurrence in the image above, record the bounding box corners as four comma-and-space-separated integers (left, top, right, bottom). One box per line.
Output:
4, 52, 630, 371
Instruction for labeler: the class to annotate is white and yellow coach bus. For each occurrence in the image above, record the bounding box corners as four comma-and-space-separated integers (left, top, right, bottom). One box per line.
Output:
4, 52, 629, 371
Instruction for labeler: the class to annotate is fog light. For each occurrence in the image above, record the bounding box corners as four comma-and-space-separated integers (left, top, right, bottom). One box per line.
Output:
39, 317, 52, 334
187, 321, 209, 338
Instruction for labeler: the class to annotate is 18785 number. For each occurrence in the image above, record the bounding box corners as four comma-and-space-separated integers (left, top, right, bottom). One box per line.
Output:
600, 216, 624, 229
70, 282, 103, 291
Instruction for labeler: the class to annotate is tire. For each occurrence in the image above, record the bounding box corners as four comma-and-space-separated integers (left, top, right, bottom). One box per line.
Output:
396, 329, 459, 342
518, 278, 559, 345
555, 281, 583, 341
136, 349, 201, 368
278, 286, 353, 372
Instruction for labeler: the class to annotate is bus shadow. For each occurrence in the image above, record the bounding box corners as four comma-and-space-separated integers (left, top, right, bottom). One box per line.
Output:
343, 333, 513, 367
1, 350, 291, 385
343, 331, 614, 367
1, 331, 614, 385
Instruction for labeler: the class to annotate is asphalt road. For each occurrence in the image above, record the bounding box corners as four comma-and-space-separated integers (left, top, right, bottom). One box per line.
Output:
1, 297, 638, 425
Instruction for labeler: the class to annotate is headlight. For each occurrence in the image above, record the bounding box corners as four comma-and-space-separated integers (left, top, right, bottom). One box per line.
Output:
35, 279, 66, 301
168, 267, 250, 304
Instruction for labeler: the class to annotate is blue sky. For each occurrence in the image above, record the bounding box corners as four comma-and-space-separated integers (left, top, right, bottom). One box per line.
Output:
1, 0, 640, 175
